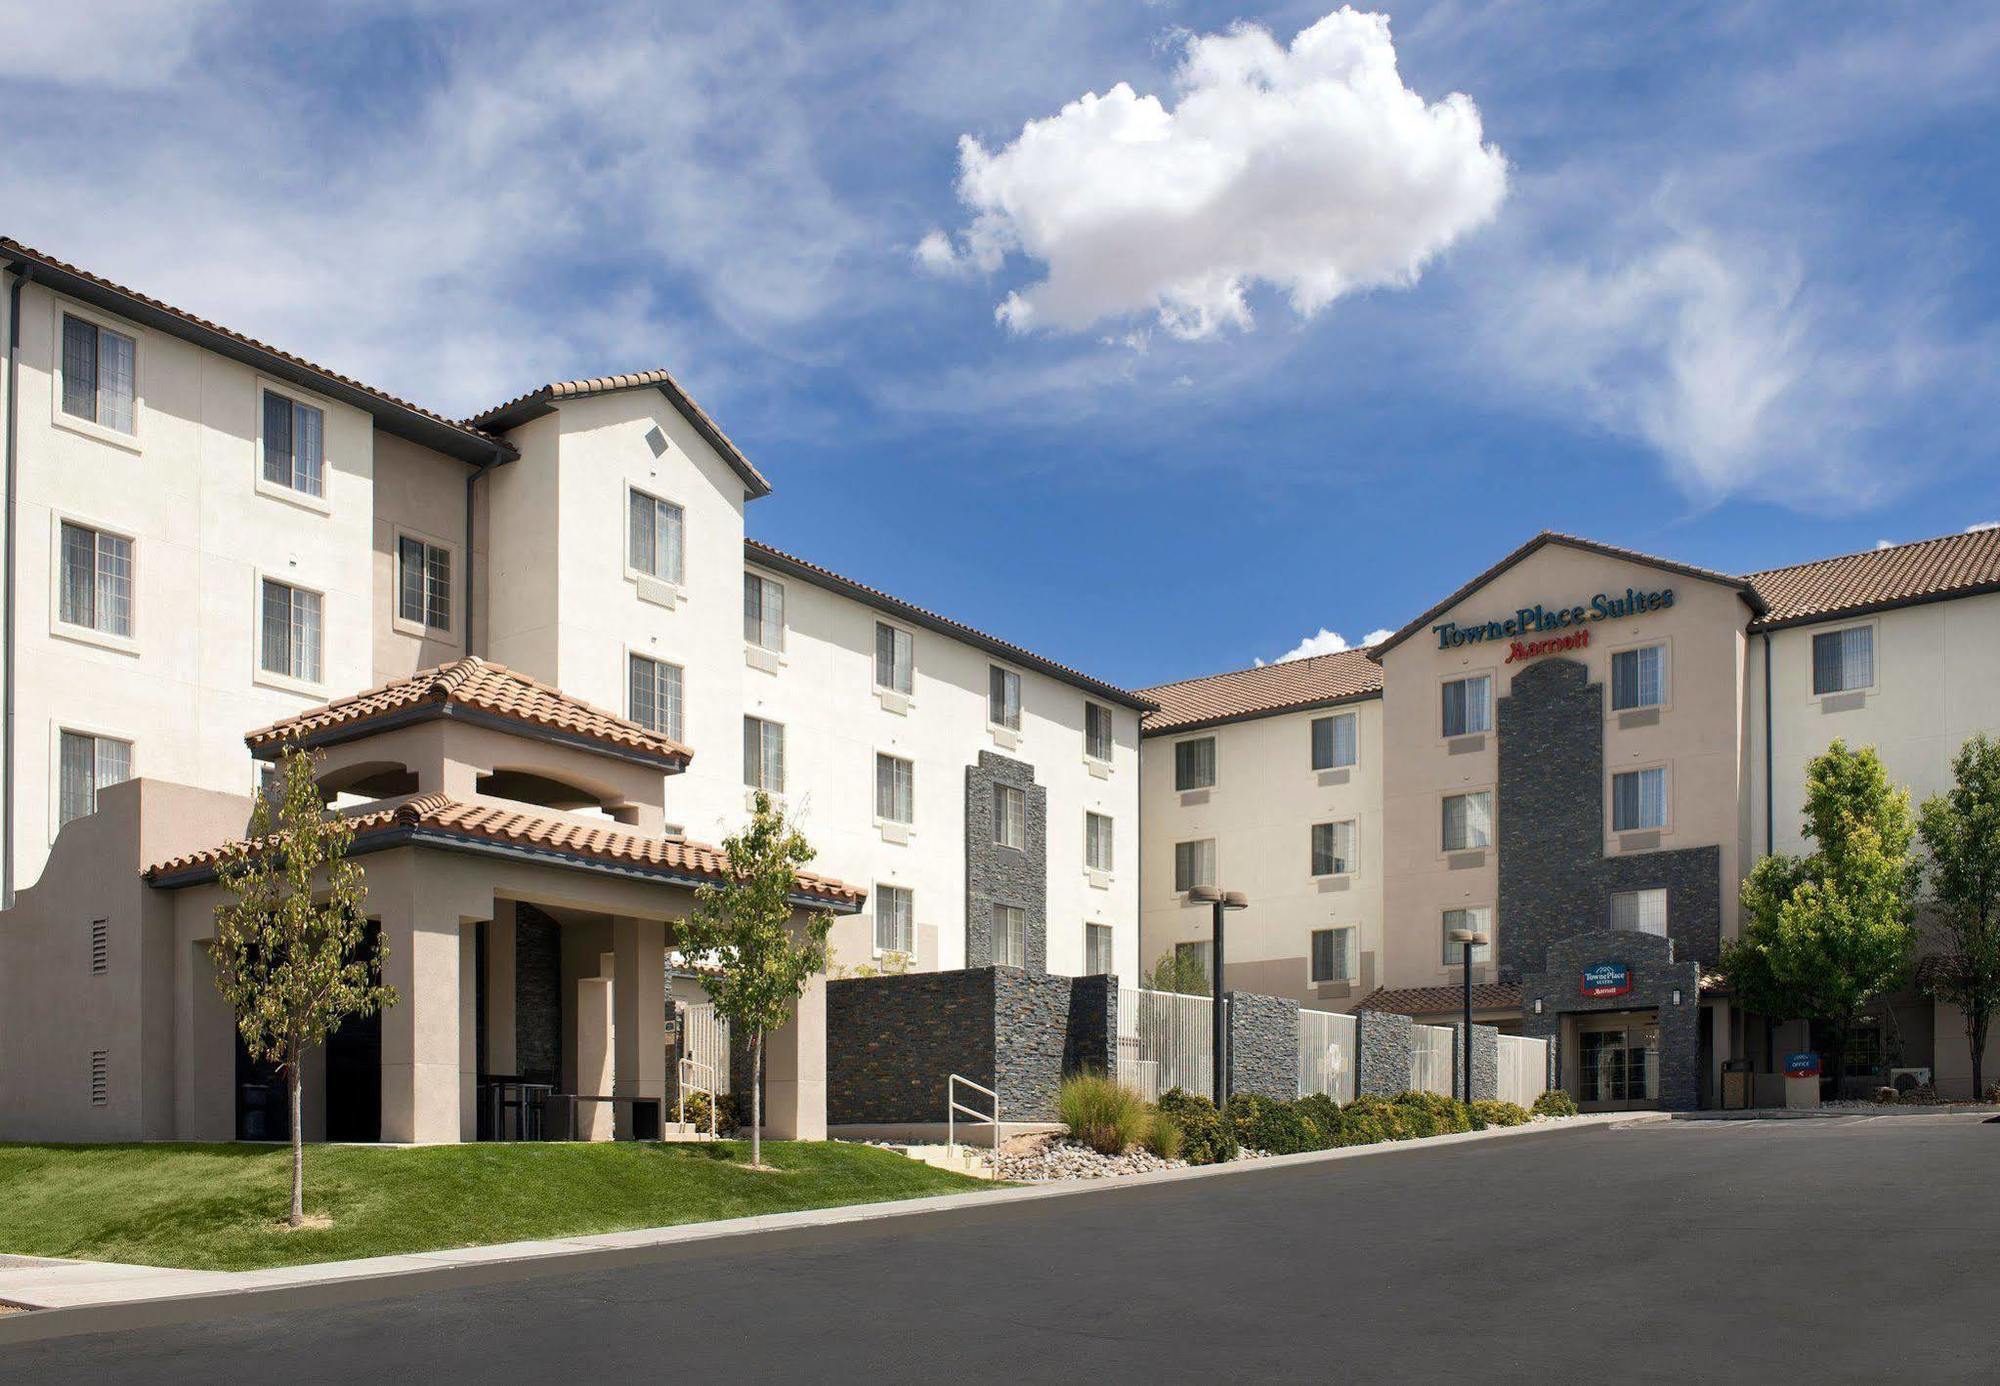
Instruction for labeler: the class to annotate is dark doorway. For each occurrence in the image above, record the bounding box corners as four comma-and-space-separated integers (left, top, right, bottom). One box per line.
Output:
235, 1037, 289, 1142
324, 920, 383, 1142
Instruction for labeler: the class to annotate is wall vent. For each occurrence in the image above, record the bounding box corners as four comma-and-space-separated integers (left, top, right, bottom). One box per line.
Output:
91, 918, 109, 975
90, 1050, 108, 1106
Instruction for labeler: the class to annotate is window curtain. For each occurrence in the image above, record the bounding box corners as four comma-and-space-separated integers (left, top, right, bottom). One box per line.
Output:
399, 538, 427, 623
62, 316, 97, 420
96, 330, 135, 433
58, 731, 94, 824
59, 523, 96, 628
264, 392, 293, 486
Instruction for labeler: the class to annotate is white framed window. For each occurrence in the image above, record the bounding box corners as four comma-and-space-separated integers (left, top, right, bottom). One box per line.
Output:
1311, 820, 1355, 877
875, 753, 914, 824
992, 905, 1026, 968
1441, 906, 1493, 965
1174, 736, 1216, 791
744, 716, 785, 792
629, 654, 685, 742
1173, 838, 1216, 894
1812, 625, 1875, 695
1085, 811, 1114, 871
874, 622, 913, 694
875, 884, 915, 956
1612, 766, 1669, 832
989, 665, 1022, 731
396, 535, 452, 634
1442, 674, 1493, 737
1086, 922, 1114, 977
1311, 926, 1354, 984
58, 730, 131, 826
1311, 712, 1357, 770
57, 521, 133, 639
1085, 702, 1114, 762
59, 312, 136, 434
1611, 887, 1668, 936
259, 579, 323, 684
993, 783, 1026, 849
1442, 791, 1493, 852
261, 389, 325, 497
743, 572, 785, 651
1176, 939, 1213, 987
628, 487, 685, 585
1611, 643, 1667, 711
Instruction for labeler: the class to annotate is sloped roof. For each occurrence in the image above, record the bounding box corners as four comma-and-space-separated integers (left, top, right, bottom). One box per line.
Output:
244, 658, 691, 769
1356, 983, 1523, 1017
470, 369, 771, 498
143, 792, 865, 910
1747, 527, 2000, 630
1, 238, 513, 467
1138, 647, 1383, 736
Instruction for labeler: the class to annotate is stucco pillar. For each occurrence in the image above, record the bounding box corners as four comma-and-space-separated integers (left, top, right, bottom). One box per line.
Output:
485, 910, 517, 1076
575, 975, 614, 1139
612, 916, 667, 1139
762, 973, 827, 1141
459, 924, 480, 1140
378, 871, 466, 1144
175, 926, 237, 1142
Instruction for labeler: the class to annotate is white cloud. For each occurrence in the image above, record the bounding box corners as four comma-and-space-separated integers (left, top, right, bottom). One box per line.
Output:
1263, 625, 1396, 665
1874, 539, 1897, 550
1968, 521, 2000, 533
0, 0, 230, 87
921, 7, 1507, 338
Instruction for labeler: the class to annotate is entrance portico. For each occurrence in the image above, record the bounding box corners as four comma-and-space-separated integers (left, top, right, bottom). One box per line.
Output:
1519, 928, 1702, 1111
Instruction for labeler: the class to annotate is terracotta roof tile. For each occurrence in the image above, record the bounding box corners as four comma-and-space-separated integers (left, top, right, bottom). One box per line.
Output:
1355, 983, 1523, 1016
1747, 527, 2000, 629
1138, 647, 1382, 735
143, 792, 865, 909
243, 658, 692, 767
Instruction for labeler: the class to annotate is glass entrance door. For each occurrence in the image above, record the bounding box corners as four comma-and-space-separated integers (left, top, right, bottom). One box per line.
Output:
1575, 1017, 1660, 1110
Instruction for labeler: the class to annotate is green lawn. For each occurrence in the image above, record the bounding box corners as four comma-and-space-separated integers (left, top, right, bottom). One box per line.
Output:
0, 1140, 996, 1272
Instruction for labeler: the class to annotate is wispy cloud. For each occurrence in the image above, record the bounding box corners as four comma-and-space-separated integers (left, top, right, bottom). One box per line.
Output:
1259, 625, 1397, 666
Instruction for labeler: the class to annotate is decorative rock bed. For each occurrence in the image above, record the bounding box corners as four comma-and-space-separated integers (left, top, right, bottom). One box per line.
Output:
992, 1135, 1277, 1183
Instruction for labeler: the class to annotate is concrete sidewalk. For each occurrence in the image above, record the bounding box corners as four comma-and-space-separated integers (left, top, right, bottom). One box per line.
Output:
0, 1113, 1632, 1321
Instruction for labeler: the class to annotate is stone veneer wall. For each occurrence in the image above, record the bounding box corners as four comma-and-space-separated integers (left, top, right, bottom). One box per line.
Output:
964, 752, 1048, 974
1064, 975, 1118, 1079
1449, 1023, 1500, 1102
1519, 929, 1703, 1111
513, 902, 562, 1085
1355, 1010, 1415, 1097
1228, 991, 1301, 1100
994, 969, 1081, 1120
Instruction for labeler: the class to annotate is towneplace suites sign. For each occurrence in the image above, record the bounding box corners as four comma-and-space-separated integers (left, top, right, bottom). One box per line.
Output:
1580, 961, 1632, 998
1432, 587, 1677, 655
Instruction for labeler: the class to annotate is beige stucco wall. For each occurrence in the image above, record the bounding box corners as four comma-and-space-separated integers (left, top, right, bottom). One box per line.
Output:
371, 431, 480, 679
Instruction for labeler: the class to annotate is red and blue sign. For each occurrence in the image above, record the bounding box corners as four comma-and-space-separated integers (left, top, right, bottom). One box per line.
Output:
1579, 961, 1632, 998
1784, 1052, 1823, 1078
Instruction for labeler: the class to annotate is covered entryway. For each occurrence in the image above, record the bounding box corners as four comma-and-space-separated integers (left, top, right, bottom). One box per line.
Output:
1574, 1009, 1660, 1110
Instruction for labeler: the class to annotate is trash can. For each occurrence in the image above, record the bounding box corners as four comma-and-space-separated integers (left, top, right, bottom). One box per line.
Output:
1783, 1052, 1823, 1110
1721, 1058, 1754, 1110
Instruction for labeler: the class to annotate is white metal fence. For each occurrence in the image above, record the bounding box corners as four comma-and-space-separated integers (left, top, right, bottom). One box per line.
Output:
1409, 1023, 1457, 1096
1496, 1033, 1550, 1108
1116, 987, 1216, 1102
681, 1001, 731, 1095
1297, 1009, 1358, 1103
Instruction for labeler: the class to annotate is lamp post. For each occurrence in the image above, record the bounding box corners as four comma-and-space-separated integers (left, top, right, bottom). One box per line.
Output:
1189, 884, 1248, 1105
1449, 927, 1490, 1104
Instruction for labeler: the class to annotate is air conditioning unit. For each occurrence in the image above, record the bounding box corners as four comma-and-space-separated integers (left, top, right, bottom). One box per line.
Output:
1888, 1067, 1932, 1093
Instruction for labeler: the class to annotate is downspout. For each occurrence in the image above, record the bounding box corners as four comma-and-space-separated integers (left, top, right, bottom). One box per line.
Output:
463, 443, 502, 658
3, 262, 33, 909
1762, 631, 1773, 857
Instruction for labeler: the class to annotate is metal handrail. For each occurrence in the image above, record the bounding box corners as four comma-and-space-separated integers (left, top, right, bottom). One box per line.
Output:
678, 1057, 718, 1138
947, 1073, 999, 1177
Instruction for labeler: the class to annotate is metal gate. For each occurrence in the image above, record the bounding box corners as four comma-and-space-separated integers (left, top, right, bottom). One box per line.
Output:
1409, 1023, 1456, 1096
1116, 987, 1217, 1102
680, 1001, 730, 1095
1495, 1034, 1549, 1107
1298, 1009, 1358, 1102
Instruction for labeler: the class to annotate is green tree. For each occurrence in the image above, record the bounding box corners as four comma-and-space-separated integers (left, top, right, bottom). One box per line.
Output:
1916, 734, 2000, 1100
677, 791, 834, 1168
1143, 946, 1209, 996
209, 746, 394, 1227
1722, 740, 1917, 1094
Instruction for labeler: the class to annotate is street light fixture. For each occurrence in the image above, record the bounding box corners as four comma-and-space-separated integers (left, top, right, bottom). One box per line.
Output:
1449, 927, 1490, 1105
1188, 884, 1248, 1105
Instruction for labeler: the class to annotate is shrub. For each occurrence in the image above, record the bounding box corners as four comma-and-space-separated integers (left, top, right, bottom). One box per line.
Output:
1391, 1090, 1473, 1136
1337, 1095, 1412, 1145
1223, 1094, 1321, 1155
1057, 1072, 1151, 1155
1531, 1089, 1579, 1119
678, 1089, 740, 1136
1158, 1088, 1237, 1165
1470, 1100, 1531, 1128
1142, 1111, 1184, 1161
1222, 1092, 1270, 1149
1295, 1093, 1343, 1148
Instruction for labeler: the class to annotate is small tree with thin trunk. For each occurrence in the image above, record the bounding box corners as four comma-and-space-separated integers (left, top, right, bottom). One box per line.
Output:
676, 791, 832, 1168
1144, 947, 1209, 997
1917, 733, 2000, 1100
209, 746, 394, 1227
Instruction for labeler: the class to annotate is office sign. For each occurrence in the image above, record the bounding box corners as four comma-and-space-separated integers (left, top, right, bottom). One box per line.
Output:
1433, 587, 1675, 650
1579, 961, 1631, 999
1784, 1052, 1823, 1078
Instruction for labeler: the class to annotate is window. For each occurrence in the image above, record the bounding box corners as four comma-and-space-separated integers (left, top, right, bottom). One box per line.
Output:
396, 536, 451, 632
1311, 820, 1355, 876
1176, 939, 1213, 987
743, 716, 785, 793
628, 488, 685, 584
258, 579, 322, 683
1812, 626, 1874, 695
261, 390, 324, 497
1086, 923, 1114, 976
875, 884, 914, 956
1611, 887, 1668, 936
993, 783, 1026, 849
874, 622, 912, 693
743, 572, 785, 651
60, 314, 135, 433
58, 522, 132, 638
629, 654, 685, 741
1085, 811, 1114, 871
1612, 767, 1668, 832
1085, 702, 1114, 761
989, 666, 1022, 730
1441, 907, 1493, 965
1174, 736, 1216, 791
1442, 675, 1492, 737
992, 905, 1026, 968
58, 731, 131, 826
1311, 712, 1357, 770
875, 753, 914, 824
1311, 927, 1354, 984
1442, 791, 1493, 852
91, 918, 109, 976
1611, 644, 1666, 711
1173, 838, 1216, 893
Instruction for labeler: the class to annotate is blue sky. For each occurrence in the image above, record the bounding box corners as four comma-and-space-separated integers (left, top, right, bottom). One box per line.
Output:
3, 1, 1997, 690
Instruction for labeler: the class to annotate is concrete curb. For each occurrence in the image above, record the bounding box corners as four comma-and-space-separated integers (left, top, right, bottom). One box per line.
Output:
0, 1114, 1625, 1339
